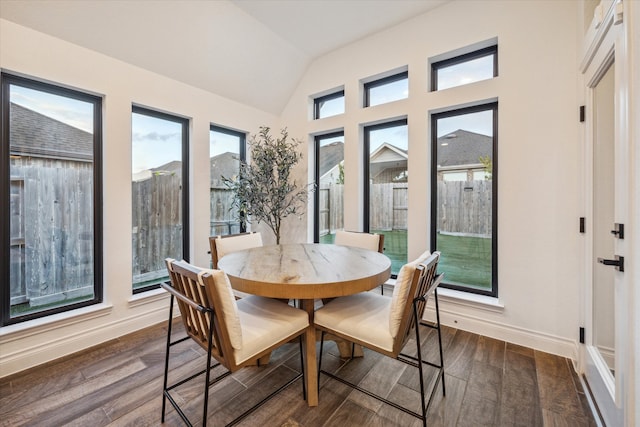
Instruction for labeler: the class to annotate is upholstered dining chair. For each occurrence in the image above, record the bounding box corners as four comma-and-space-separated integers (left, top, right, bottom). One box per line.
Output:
209, 231, 263, 269
315, 251, 445, 427
334, 230, 386, 293
161, 258, 308, 427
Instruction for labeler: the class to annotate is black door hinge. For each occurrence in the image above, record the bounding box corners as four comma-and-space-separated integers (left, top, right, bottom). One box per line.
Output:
580, 217, 585, 233
580, 327, 585, 344
580, 105, 585, 122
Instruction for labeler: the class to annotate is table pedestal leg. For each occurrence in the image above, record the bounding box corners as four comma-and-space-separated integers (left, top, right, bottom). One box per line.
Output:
301, 299, 318, 406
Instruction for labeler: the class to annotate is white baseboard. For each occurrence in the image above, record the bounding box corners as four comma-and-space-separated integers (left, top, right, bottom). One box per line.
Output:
0, 305, 168, 378
423, 305, 579, 361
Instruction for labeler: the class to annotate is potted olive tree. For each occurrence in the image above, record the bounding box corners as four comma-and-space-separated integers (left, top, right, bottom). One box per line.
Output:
223, 126, 311, 244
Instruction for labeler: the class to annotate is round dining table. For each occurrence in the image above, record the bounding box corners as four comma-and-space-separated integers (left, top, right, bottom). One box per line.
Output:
218, 243, 391, 406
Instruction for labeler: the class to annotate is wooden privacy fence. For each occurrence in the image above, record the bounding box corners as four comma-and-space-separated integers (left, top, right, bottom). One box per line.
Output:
437, 180, 492, 236
320, 181, 491, 236
11, 164, 491, 306
132, 172, 183, 286
10, 158, 95, 306
318, 184, 344, 235
210, 187, 241, 236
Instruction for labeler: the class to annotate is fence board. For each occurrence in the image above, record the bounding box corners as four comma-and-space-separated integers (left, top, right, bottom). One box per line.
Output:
437, 180, 492, 236
12, 157, 95, 306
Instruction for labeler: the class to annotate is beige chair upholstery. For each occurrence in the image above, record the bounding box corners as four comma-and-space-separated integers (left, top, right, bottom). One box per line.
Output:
161, 258, 308, 427
209, 231, 263, 269
315, 251, 444, 426
334, 230, 384, 253
333, 230, 385, 294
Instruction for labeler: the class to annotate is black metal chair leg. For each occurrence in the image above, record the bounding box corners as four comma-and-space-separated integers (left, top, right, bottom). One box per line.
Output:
434, 288, 446, 396
318, 331, 326, 392
413, 303, 427, 427
161, 295, 175, 423
299, 336, 306, 400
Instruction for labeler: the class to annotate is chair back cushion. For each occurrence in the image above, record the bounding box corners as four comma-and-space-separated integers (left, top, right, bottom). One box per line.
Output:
200, 269, 243, 350
215, 232, 263, 260
334, 230, 381, 252
388, 250, 431, 338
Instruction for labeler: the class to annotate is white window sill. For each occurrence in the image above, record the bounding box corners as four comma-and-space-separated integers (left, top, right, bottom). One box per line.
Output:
436, 288, 504, 313
128, 287, 169, 308
0, 302, 113, 342
383, 279, 503, 313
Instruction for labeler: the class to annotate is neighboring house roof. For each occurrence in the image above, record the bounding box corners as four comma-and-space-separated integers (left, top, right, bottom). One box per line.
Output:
210, 151, 240, 187
9, 102, 93, 161
369, 142, 408, 180
437, 129, 491, 168
319, 141, 344, 177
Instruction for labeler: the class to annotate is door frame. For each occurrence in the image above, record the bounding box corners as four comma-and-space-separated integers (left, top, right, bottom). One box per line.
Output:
579, 1, 636, 425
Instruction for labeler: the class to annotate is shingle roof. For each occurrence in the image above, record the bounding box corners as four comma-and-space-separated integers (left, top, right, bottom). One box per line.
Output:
437, 129, 491, 167
319, 141, 344, 177
210, 151, 240, 188
9, 103, 93, 161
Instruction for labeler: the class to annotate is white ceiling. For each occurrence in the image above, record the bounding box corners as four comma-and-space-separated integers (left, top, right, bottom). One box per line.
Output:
0, 0, 450, 114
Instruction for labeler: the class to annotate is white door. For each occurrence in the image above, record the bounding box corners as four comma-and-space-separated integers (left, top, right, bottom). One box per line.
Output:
581, 2, 628, 425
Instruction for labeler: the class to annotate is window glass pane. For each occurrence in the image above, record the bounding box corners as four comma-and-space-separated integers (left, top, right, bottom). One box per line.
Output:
315, 94, 344, 119
367, 122, 408, 276
436, 55, 495, 90
132, 109, 185, 291
367, 76, 408, 107
8, 84, 97, 319
316, 133, 344, 243
210, 127, 244, 236
434, 108, 494, 293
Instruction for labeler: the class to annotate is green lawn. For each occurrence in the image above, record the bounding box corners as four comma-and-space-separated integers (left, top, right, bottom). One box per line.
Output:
320, 231, 491, 289
436, 233, 492, 290
320, 230, 406, 275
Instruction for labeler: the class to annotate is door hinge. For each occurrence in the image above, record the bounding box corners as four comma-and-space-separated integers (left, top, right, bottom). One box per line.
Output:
611, 223, 624, 239
614, 2, 624, 25
579, 105, 585, 122
580, 217, 585, 233
580, 327, 585, 344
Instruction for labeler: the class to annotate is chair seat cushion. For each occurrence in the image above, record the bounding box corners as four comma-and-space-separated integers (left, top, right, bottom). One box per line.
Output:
215, 232, 263, 260
314, 293, 394, 353
234, 296, 309, 365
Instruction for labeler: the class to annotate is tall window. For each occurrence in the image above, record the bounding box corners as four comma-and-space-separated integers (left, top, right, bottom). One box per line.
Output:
1, 73, 103, 325
431, 103, 498, 296
431, 45, 498, 91
131, 106, 188, 292
314, 90, 345, 119
364, 71, 408, 107
210, 125, 246, 236
314, 131, 344, 243
364, 119, 408, 276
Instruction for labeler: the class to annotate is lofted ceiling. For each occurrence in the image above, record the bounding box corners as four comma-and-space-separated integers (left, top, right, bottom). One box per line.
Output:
0, 0, 450, 115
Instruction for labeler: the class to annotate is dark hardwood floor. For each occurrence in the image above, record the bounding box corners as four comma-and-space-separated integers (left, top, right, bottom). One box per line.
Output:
0, 316, 597, 427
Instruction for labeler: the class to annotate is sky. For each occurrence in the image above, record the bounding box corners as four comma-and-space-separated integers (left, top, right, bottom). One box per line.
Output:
11, 71, 491, 175
131, 112, 183, 174
11, 85, 94, 133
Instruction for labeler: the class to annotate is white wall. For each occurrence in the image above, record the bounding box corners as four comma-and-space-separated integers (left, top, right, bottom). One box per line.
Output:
0, 19, 278, 377
281, 0, 582, 358
0, 0, 585, 377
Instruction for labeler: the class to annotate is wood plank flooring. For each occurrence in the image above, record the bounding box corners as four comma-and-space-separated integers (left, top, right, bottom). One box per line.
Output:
0, 318, 597, 426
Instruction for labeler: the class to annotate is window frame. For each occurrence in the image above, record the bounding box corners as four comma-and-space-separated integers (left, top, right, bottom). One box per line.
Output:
0, 73, 104, 326
431, 45, 498, 91
363, 118, 408, 279
313, 90, 345, 120
209, 124, 247, 234
363, 71, 409, 108
430, 102, 498, 297
313, 130, 344, 243
131, 105, 189, 294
